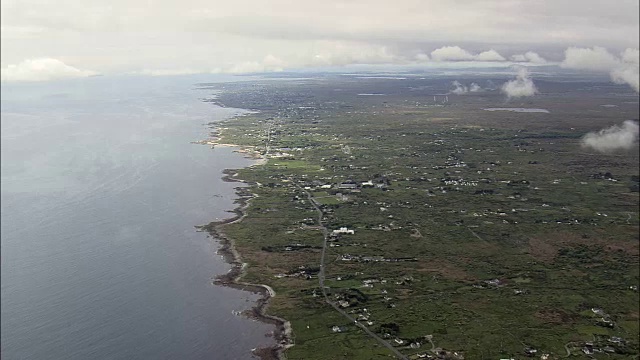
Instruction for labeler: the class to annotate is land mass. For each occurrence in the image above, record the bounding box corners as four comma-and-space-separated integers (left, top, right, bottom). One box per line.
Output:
200, 72, 639, 360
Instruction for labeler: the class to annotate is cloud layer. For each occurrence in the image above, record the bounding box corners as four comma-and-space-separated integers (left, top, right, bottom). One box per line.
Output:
1, 1, 638, 76
1, 58, 97, 82
581, 120, 639, 153
501, 67, 538, 98
561, 46, 639, 92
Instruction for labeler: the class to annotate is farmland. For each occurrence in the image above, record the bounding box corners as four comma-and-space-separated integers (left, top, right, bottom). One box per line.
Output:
201, 72, 639, 359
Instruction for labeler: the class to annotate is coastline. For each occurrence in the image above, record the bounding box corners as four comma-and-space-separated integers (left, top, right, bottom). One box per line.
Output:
197, 126, 292, 359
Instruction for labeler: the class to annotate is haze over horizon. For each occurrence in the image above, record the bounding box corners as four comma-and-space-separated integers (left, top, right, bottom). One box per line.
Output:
1, 0, 639, 88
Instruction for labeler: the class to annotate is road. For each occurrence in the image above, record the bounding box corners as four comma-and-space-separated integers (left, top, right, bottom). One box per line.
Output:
265, 121, 407, 359
295, 182, 409, 360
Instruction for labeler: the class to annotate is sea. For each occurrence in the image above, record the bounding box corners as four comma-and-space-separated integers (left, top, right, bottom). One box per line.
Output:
1, 74, 275, 359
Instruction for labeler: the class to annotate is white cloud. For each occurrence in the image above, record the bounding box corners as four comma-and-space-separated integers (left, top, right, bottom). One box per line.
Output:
501, 67, 538, 98
138, 68, 204, 76
561, 46, 620, 71
1, 58, 97, 82
611, 65, 639, 92
450, 81, 483, 94
222, 54, 286, 74
450, 80, 468, 94
621, 48, 640, 64
475, 49, 506, 61
469, 83, 482, 92
561, 46, 640, 92
511, 51, 547, 64
308, 42, 396, 66
415, 53, 430, 62
430, 46, 475, 61
581, 120, 639, 153
430, 46, 506, 62
612, 48, 640, 92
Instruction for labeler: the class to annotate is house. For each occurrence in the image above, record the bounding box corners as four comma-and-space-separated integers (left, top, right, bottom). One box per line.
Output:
331, 325, 342, 333
582, 347, 594, 355
591, 308, 605, 316
333, 227, 355, 235
361, 180, 375, 187
338, 182, 357, 190
608, 336, 623, 344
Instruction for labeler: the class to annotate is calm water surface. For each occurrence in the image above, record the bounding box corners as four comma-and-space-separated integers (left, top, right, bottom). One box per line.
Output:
1, 75, 274, 360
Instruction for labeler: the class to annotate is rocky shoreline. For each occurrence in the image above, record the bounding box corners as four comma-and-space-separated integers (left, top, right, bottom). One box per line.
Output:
199, 165, 293, 360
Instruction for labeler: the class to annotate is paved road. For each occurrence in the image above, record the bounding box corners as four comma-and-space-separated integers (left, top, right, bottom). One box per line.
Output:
296, 183, 408, 360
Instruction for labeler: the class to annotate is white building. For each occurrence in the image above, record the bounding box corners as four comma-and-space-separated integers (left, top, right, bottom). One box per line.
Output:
332, 227, 354, 235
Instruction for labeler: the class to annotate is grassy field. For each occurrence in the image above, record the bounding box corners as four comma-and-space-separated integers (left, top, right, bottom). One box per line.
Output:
203, 74, 639, 359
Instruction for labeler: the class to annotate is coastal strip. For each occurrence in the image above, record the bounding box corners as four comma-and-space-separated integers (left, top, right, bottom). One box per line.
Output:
196, 140, 293, 360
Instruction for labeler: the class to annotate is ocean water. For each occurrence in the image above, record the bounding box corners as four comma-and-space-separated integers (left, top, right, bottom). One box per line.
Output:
1, 75, 275, 359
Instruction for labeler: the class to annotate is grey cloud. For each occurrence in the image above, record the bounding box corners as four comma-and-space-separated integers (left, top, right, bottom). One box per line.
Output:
1, 0, 638, 74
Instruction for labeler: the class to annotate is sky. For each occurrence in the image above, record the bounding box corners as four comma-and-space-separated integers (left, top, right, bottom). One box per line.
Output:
1, 0, 639, 85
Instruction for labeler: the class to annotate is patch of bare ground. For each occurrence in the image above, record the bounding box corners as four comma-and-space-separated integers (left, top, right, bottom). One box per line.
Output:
528, 230, 639, 263
415, 260, 473, 281
527, 236, 560, 263
534, 308, 578, 325
410, 228, 423, 238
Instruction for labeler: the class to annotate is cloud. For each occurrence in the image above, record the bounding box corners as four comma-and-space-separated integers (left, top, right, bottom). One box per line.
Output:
511, 51, 547, 64
611, 48, 639, 92
430, 46, 475, 61
501, 67, 538, 98
430, 46, 506, 62
621, 47, 640, 64
581, 120, 639, 153
611, 65, 639, 92
451, 80, 468, 94
561, 46, 620, 71
475, 49, 506, 61
138, 68, 204, 76
415, 53, 430, 62
450, 81, 483, 94
561, 46, 639, 92
307, 42, 397, 66
227, 54, 286, 74
1, 58, 97, 82
2, 1, 639, 74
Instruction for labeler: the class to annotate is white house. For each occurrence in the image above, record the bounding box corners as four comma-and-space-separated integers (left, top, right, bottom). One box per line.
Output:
332, 227, 355, 235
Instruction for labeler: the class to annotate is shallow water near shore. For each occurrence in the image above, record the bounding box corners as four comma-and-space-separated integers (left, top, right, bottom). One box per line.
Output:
1, 75, 275, 360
